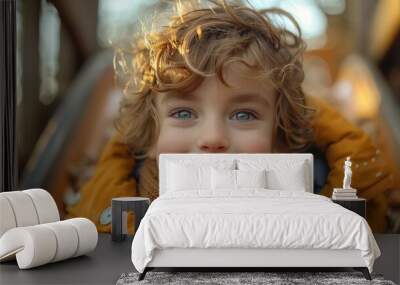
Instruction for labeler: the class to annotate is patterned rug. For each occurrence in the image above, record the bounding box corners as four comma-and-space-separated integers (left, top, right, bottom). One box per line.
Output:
116, 271, 395, 285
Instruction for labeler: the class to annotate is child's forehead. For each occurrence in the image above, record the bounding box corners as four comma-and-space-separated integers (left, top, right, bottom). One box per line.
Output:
222, 64, 274, 90
155, 60, 276, 106
157, 73, 275, 107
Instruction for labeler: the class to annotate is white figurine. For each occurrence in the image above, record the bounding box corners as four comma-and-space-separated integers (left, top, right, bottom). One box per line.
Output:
343, 156, 352, 189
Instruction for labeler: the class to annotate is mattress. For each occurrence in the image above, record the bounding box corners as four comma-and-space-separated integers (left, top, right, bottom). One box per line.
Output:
131, 190, 380, 273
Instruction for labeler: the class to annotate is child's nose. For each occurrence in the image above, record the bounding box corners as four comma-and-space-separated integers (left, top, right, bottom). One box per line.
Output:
199, 142, 228, 153
197, 123, 229, 153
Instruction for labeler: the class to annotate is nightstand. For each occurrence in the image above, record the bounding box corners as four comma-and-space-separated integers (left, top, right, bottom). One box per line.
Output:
111, 197, 150, 242
332, 198, 366, 218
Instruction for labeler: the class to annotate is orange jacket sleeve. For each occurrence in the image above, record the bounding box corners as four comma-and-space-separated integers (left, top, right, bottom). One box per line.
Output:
308, 96, 393, 232
66, 133, 137, 233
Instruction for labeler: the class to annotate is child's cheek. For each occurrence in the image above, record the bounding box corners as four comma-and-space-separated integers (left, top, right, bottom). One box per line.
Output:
241, 141, 272, 153
234, 134, 273, 153
155, 128, 192, 154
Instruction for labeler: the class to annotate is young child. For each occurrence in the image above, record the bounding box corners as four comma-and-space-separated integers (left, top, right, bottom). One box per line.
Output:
66, 0, 393, 233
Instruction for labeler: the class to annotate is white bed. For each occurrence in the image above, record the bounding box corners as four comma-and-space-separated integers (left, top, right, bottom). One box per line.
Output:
131, 153, 380, 281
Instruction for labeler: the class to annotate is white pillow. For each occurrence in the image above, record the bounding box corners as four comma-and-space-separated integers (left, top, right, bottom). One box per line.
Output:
267, 166, 306, 191
167, 163, 210, 191
166, 159, 236, 192
211, 168, 236, 190
236, 169, 267, 189
211, 168, 267, 190
238, 159, 307, 191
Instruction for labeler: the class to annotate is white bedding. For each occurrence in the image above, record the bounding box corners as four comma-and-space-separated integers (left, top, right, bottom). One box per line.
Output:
131, 190, 380, 273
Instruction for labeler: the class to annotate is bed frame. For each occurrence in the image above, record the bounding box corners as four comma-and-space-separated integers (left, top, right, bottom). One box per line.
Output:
138, 153, 371, 281
140, 248, 371, 280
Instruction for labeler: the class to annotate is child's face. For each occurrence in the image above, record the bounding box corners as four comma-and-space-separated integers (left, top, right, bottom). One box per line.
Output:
152, 64, 276, 158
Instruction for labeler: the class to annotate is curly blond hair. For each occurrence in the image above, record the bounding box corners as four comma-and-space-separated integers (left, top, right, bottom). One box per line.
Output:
115, 0, 315, 159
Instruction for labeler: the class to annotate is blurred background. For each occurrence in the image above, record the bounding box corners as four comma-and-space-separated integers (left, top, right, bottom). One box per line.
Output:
16, 0, 400, 232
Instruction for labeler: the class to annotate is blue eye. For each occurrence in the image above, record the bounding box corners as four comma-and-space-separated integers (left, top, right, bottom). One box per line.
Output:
232, 111, 257, 121
171, 109, 193, 120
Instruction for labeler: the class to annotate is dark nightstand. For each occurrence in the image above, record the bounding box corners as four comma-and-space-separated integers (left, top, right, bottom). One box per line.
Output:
111, 197, 150, 242
332, 198, 366, 218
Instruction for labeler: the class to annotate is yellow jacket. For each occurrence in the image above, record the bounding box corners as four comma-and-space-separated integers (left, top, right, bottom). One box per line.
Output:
66, 96, 393, 233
